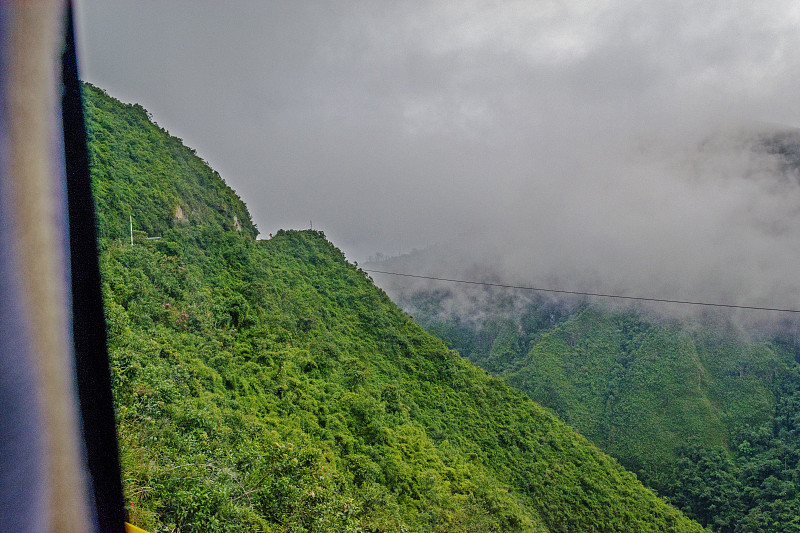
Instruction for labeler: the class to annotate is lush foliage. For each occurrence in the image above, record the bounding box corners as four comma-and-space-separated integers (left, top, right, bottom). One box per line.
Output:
664, 366, 800, 532
396, 286, 800, 532
85, 84, 707, 532
83, 83, 257, 242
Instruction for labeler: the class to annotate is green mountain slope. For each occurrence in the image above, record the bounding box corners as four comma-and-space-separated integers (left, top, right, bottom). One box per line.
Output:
392, 286, 800, 531
506, 309, 781, 471
83, 83, 257, 241
84, 84, 706, 532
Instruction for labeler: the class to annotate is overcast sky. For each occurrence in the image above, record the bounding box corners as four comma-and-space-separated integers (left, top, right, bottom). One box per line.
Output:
74, 1, 800, 314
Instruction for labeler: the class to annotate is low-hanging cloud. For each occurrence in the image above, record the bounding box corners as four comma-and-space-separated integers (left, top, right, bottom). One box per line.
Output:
76, 1, 800, 323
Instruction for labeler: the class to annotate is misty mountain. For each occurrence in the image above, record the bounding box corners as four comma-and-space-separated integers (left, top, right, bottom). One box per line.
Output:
83, 84, 709, 531
371, 257, 800, 531
368, 124, 800, 336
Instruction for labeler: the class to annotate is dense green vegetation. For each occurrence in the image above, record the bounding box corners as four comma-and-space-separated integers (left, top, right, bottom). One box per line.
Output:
84, 83, 707, 532
394, 286, 800, 531
83, 83, 257, 242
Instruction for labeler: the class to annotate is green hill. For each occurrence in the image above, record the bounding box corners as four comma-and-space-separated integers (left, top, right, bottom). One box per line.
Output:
84, 83, 706, 532
392, 286, 800, 531
83, 83, 257, 242
507, 309, 780, 467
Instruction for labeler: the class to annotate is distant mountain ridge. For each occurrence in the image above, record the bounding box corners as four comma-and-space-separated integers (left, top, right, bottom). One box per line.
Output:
376, 266, 800, 531
84, 83, 707, 531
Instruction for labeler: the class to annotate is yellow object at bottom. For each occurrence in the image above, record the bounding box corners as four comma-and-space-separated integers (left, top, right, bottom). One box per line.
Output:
125, 522, 150, 533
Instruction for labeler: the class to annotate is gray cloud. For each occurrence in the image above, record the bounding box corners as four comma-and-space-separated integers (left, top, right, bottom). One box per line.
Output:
75, 1, 800, 318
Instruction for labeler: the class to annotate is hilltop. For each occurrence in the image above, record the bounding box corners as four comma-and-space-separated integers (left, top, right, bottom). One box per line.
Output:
83, 83, 257, 241
82, 83, 709, 532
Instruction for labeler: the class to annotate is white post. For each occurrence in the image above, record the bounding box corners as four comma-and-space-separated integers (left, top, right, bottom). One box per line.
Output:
130, 214, 133, 246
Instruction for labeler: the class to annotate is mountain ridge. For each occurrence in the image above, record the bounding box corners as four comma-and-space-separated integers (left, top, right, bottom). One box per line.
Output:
85, 82, 707, 532
379, 275, 800, 531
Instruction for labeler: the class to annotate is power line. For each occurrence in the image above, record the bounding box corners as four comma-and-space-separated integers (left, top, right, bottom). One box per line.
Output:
364, 269, 800, 314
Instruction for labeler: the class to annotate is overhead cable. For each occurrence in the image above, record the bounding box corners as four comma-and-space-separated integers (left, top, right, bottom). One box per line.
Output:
364, 269, 800, 314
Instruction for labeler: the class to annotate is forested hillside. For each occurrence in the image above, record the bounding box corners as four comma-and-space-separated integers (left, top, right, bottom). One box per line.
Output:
83, 83, 257, 241
388, 285, 800, 532
84, 83, 707, 532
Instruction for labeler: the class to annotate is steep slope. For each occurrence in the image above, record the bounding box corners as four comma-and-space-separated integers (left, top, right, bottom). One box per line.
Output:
506, 309, 781, 469
83, 83, 257, 241
388, 283, 800, 531
85, 84, 706, 532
